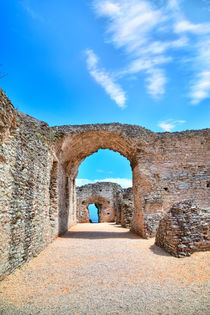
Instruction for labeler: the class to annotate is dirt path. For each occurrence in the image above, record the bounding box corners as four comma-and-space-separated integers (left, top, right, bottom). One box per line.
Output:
0, 223, 209, 314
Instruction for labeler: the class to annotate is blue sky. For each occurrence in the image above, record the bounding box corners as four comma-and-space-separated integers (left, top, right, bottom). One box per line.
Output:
77, 149, 132, 188
1, 0, 210, 187
88, 204, 99, 223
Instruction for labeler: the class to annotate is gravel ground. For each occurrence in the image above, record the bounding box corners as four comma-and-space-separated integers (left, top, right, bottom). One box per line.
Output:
0, 223, 209, 315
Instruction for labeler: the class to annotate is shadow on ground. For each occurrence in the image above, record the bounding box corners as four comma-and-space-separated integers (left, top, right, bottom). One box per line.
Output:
60, 224, 171, 257
149, 244, 171, 257
61, 231, 141, 240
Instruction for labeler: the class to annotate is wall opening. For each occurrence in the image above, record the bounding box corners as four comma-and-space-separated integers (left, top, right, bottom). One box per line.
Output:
76, 149, 132, 226
58, 128, 141, 234
76, 149, 132, 190
88, 204, 99, 223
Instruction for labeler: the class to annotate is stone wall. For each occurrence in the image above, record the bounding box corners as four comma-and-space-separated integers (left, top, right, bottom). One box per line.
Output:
76, 182, 123, 223
155, 200, 210, 257
1, 92, 210, 279
119, 188, 134, 228
0, 93, 59, 280
76, 183, 134, 226
54, 124, 210, 237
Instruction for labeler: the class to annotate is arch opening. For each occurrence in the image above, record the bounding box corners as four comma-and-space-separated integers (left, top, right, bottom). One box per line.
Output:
56, 126, 152, 237
58, 130, 137, 179
76, 149, 133, 226
88, 204, 99, 223
77, 149, 132, 188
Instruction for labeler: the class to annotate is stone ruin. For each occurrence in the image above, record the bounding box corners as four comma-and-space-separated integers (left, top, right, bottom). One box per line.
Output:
76, 182, 134, 227
0, 92, 210, 279
115, 187, 134, 228
155, 200, 210, 257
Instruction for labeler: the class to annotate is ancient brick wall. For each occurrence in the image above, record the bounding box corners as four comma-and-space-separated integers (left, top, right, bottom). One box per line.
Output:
155, 200, 210, 257
119, 188, 134, 228
76, 182, 123, 223
132, 130, 210, 237
76, 183, 135, 226
55, 124, 210, 237
1, 92, 210, 279
152, 131, 210, 211
0, 93, 59, 280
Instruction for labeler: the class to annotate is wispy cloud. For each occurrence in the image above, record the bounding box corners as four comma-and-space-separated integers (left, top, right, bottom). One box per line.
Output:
93, 0, 171, 98
189, 39, 210, 104
158, 119, 186, 132
172, 5, 210, 104
85, 49, 126, 108
146, 68, 167, 98
87, 0, 210, 104
21, 1, 44, 22
76, 178, 132, 188
190, 71, 210, 105
174, 20, 210, 35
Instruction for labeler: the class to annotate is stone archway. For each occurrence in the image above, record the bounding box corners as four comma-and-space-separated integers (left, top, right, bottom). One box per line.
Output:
53, 123, 210, 238
76, 182, 124, 223
1, 93, 209, 280
77, 196, 114, 223
55, 124, 156, 237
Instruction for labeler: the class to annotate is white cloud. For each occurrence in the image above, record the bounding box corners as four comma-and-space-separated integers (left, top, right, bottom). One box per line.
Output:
91, 0, 191, 99
158, 119, 186, 132
76, 178, 132, 188
170, 6, 210, 104
89, 0, 210, 104
146, 69, 167, 98
167, 0, 180, 11
189, 39, 210, 104
175, 20, 210, 35
190, 71, 210, 104
85, 49, 126, 108
93, 0, 169, 98
86, 49, 99, 69
158, 122, 174, 132
95, 1, 120, 16
121, 55, 172, 77
100, 1, 163, 51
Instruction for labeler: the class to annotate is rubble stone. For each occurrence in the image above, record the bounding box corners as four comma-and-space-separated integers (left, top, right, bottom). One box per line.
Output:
0, 92, 210, 279
155, 200, 210, 257
76, 183, 134, 226
76, 182, 122, 223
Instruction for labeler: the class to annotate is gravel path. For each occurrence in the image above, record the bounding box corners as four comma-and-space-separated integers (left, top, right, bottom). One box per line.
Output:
0, 223, 209, 314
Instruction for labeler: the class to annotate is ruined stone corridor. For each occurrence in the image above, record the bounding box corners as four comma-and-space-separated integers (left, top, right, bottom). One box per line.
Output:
0, 223, 209, 314
1, 93, 210, 281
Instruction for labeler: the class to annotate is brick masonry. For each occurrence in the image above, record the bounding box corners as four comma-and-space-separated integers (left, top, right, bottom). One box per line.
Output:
0, 93, 58, 280
76, 183, 134, 226
0, 92, 210, 279
76, 182, 122, 223
155, 200, 210, 257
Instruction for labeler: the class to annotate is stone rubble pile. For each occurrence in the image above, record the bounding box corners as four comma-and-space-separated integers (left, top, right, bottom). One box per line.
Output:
155, 199, 210, 257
